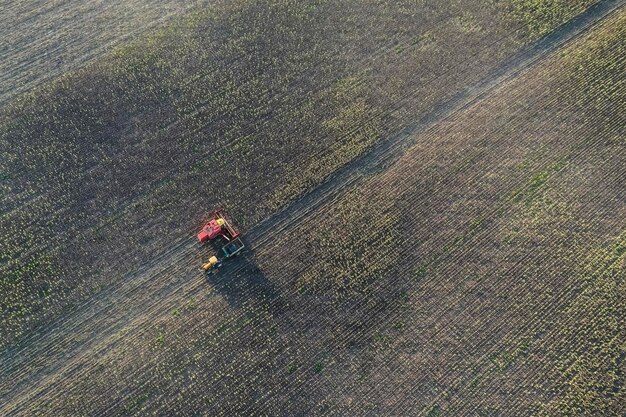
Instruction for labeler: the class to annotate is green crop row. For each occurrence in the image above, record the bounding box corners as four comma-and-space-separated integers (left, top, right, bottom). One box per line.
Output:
1, 0, 541, 347
510, 0, 599, 39
537, 232, 625, 416
0, 2, 618, 415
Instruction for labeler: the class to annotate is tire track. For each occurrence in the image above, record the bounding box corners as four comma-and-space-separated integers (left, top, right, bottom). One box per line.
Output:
0, 1, 623, 414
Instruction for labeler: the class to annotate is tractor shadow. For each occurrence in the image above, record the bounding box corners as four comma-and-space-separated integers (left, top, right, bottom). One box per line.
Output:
203, 243, 282, 312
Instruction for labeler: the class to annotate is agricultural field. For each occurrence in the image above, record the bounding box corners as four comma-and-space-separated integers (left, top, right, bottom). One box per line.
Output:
1, 0, 624, 416
0, 0, 606, 348
0, 0, 208, 104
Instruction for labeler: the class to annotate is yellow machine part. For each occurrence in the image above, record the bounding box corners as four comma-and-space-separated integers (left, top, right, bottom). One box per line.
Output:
202, 256, 219, 270
215, 218, 225, 226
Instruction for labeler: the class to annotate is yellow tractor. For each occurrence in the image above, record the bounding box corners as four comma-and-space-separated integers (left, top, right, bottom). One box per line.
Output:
202, 256, 222, 272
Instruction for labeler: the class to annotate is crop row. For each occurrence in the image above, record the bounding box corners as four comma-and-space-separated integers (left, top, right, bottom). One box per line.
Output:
0, 0, 537, 347
2, 8, 623, 415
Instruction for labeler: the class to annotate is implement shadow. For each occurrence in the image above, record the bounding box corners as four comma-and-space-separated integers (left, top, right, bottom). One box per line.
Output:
203, 243, 283, 313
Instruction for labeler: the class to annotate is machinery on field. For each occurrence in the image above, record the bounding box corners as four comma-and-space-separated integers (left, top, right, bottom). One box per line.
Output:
198, 209, 245, 274
197, 209, 241, 242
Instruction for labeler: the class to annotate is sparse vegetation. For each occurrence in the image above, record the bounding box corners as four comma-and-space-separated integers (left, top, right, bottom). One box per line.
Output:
0, 1, 623, 416
511, 0, 599, 38
1, 0, 529, 345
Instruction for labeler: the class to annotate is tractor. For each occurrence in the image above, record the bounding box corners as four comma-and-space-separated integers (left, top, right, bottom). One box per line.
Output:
198, 209, 245, 273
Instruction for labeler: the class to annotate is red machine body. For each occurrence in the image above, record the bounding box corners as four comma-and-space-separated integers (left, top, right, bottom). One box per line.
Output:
197, 219, 225, 242
197, 209, 240, 243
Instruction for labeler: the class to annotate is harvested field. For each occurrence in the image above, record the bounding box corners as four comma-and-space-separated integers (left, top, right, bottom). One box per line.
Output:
1, 0, 624, 416
2, 0, 532, 344
0, 0, 209, 104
